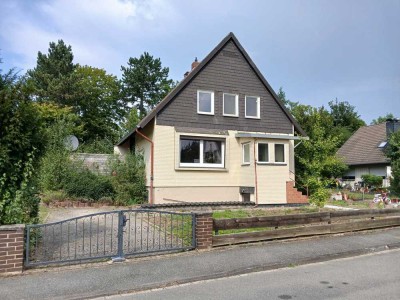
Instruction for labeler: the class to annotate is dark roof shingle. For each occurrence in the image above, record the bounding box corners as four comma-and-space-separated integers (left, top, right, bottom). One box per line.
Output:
337, 123, 389, 166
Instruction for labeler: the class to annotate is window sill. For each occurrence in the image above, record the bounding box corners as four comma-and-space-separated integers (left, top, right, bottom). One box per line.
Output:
175, 167, 228, 172
241, 163, 251, 166
223, 114, 239, 118
256, 162, 287, 166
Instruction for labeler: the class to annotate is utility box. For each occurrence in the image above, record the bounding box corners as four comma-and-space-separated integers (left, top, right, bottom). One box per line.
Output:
239, 186, 254, 202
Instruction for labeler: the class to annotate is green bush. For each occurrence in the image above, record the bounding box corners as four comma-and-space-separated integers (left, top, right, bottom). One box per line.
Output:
361, 174, 383, 188
309, 188, 331, 208
109, 153, 147, 205
40, 190, 68, 205
63, 164, 114, 201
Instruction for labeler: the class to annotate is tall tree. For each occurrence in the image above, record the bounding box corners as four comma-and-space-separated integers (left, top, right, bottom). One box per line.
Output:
371, 113, 396, 125
121, 52, 175, 118
386, 130, 400, 195
74, 65, 124, 142
0, 63, 44, 224
276, 87, 298, 112
27, 40, 77, 106
291, 104, 347, 186
328, 99, 365, 146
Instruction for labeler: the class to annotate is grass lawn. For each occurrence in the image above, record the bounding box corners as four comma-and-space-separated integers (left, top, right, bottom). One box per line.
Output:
38, 204, 50, 223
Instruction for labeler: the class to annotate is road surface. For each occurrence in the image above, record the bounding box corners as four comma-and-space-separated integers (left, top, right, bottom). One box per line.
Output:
106, 249, 400, 300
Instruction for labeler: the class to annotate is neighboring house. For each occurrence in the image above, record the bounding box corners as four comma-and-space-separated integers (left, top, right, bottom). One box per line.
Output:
337, 119, 400, 188
115, 32, 308, 205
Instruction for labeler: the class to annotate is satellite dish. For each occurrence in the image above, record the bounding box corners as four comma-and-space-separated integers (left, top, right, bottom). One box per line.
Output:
64, 135, 79, 151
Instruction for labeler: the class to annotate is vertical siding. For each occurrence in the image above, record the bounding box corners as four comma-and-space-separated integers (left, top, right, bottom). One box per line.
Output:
157, 41, 293, 134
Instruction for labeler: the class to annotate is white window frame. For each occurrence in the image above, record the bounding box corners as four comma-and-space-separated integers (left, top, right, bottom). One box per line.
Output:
274, 143, 285, 163
242, 142, 250, 165
223, 93, 239, 117
257, 142, 269, 163
180, 138, 225, 168
245, 95, 260, 119
197, 90, 214, 115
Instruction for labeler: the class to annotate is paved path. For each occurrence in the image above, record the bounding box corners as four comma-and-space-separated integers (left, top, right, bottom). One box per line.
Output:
1, 227, 400, 300
112, 249, 400, 300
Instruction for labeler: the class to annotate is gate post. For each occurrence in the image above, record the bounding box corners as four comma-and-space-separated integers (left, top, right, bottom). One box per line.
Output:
194, 212, 213, 250
112, 211, 126, 262
0, 224, 25, 275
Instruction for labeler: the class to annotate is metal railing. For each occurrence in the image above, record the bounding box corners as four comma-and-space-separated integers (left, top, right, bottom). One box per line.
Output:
25, 209, 195, 267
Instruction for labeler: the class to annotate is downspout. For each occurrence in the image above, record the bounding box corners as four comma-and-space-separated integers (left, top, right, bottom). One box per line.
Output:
135, 128, 154, 205
253, 139, 258, 207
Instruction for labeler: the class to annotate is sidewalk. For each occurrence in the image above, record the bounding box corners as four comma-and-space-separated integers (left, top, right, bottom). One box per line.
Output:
1, 227, 400, 300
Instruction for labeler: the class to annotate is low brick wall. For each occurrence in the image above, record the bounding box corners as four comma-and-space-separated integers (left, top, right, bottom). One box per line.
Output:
194, 212, 213, 249
0, 224, 25, 275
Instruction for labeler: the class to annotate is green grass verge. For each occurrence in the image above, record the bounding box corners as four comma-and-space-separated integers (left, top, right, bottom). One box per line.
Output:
39, 204, 50, 223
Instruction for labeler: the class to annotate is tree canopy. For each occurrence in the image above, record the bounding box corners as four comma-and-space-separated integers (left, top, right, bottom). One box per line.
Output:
371, 113, 396, 125
121, 52, 175, 118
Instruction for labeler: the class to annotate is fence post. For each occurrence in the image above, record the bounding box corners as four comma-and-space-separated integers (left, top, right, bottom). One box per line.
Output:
112, 211, 125, 262
0, 224, 25, 275
194, 212, 213, 250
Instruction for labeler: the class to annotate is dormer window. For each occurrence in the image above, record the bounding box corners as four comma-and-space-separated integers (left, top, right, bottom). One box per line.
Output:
197, 90, 214, 115
245, 96, 260, 119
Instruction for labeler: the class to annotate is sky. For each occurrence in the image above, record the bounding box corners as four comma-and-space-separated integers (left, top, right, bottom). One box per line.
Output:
0, 0, 399, 124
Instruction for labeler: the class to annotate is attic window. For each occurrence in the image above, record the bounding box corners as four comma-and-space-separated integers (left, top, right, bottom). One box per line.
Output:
197, 90, 214, 115
378, 141, 387, 148
245, 96, 260, 119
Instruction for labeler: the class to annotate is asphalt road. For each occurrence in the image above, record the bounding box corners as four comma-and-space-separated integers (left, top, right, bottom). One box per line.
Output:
107, 249, 400, 300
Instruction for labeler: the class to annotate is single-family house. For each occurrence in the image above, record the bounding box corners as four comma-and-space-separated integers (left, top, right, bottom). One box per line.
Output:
337, 119, 399, 188
115, 32, 308, 205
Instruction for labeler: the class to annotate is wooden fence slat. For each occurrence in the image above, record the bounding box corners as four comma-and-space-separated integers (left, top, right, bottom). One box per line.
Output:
212, 217, 400, 247
212, 224, 332, 247
213, 212, 331, 230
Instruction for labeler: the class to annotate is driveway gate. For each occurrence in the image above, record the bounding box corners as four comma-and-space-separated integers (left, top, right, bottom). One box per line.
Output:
25, 209, 195, 267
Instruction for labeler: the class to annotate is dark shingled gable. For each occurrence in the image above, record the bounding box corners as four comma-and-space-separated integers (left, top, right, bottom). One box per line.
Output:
117, 32, 307, 146
337, 123, 389, 166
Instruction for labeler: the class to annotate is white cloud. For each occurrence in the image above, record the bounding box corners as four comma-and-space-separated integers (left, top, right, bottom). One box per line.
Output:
0, 0, 180, 75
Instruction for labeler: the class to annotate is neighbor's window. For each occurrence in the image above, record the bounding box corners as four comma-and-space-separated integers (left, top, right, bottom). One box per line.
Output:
245, 96, 260, 118
275, 144, 285, 163
242, 143, 250, 164
180, 137, 224, 168
223, 93, 238, 117
258, 143, 269, 163
197, 90, 214, 115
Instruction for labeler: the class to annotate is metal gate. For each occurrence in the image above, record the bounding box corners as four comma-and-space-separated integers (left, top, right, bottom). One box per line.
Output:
25, 209, 195, 267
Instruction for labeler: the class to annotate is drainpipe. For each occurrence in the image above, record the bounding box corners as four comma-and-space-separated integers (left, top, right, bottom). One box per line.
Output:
253, 139, 259, 206
135, 128, 154, 205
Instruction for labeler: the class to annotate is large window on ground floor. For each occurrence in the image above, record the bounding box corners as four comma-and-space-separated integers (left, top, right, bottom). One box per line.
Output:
180, 137, 225, 168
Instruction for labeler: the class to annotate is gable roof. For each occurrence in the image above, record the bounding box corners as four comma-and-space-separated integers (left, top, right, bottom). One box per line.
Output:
337, 123, 389, 166
117, 32, 307, 146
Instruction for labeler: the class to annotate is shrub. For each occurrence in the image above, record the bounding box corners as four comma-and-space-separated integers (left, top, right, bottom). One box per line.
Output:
309, 188, 331, 208
40, 190, 68, 205
38, 118, 74, 191
109, 153, 147, 205
63, 164, 114, 201
361, 174, 383, 188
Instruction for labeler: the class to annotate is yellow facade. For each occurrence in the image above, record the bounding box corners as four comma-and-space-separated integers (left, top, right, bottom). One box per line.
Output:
134, 124, 295, 204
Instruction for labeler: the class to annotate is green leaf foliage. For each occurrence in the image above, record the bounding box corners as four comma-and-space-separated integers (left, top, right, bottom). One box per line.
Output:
109, 153, 147, 205
386, 130, 400, 194
361, 174, 383, 188
371, 113, 395, 125
121, 52, 175, 118
0, 67, 45, 224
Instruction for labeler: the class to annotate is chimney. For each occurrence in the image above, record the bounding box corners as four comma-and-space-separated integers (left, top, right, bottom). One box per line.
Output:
191, 57, 200, 70
184, 57, 200, 78
386, 118, 400, 138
